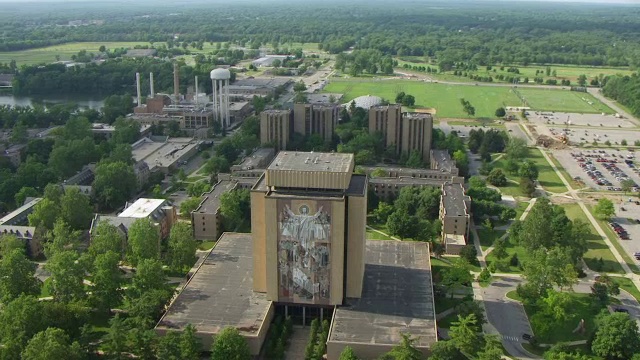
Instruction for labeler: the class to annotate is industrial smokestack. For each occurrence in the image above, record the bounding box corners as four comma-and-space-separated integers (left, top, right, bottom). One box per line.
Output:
173, 63, 180, 103
150, 72, 155, 98
136, 72, 142, 106
195, 76, 199, 106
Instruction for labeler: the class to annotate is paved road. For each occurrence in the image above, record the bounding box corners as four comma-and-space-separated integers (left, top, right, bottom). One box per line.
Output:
482, 277, 535, 359
587, 88, 640, 126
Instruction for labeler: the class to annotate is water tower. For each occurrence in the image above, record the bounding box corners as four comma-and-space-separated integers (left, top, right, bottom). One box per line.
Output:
210, 68, 231, 129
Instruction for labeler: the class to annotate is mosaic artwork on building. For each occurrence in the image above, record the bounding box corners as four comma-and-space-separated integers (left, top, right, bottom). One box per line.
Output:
277, 199, 331, 304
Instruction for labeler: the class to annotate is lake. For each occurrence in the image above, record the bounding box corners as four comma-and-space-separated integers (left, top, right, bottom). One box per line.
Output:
0, 95, 105, 110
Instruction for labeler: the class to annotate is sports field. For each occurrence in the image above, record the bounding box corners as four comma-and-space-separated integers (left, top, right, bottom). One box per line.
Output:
396, 57, 634, 83
518, 88, 613, 114
323, 79, 611, 118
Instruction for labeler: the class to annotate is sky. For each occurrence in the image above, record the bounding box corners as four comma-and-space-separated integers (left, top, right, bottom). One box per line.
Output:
0, 0, 638, 2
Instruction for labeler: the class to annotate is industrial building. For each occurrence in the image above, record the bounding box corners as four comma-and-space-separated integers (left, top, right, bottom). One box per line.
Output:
90, 123, 152, 139
2, 144, 26, 167
369, 105, 434, 162
157, 151, 437, 359
131, 136, 201, 174
293, 103, 340, 143
260, 109, 293, 151
90, 198, 176, 241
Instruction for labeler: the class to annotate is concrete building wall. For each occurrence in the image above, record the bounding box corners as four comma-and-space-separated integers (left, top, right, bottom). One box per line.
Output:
329, 199, 346, 305
401, 114, 433, 162
293, 104, 339, 142
368, 105, 402, 153
260, 110, 292, 150
265, 170, 353, 191
327, 341, 430, 360
251, 189, 267, 293
345, 194, 367, 298
191, 212, 221, 241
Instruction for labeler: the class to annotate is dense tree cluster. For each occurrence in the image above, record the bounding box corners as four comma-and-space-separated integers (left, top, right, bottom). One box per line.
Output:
2, 1, 640, 68
602, 74, 640, 118
377, 186, 442, 242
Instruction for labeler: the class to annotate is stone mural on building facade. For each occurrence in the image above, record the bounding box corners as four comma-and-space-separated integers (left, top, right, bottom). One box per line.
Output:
277, 199, 331, 304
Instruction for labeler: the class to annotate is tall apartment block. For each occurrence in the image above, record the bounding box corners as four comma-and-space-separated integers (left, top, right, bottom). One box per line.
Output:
369, 105, 433, 162
293, 103, 340, 143
260, 109, 293, 150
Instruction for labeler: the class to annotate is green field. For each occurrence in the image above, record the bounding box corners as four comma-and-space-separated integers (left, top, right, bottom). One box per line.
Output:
563, 203, 624, 274
324, 79, 610, 118
395, 57, 634, 83
518, 88, 613, 114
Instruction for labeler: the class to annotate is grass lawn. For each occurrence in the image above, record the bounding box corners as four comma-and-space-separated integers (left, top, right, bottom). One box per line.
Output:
586, 205, 640, 275
508, 291, 603, 344
547, 152, 582, 190
529, 149, 568, 194
40, 277, 52, 298
431, 257, 452, 283
485, 239, 528, 273
519, 88, 613, 114
496, 181, 528, 198
610, 276, 640, 303
563, 203, 624, 274
395, 57, 633, 84
515, 201, 531, 220
0, 42, 151, 65
477, 228, 506, 251
366, 228, 393, 240
197, 241, 216, 251
324, 80, 522, 119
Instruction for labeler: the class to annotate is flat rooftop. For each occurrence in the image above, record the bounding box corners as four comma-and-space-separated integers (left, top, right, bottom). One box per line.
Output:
194, 180, 238, 214
329, 240, 437, 348
156, 233, 272, 336
431, 150, 457, 172
268, 151, 354, 173
445, 234, 466, 246
228, 102, 249, 111
360, 165, 453, 176
369, 177, 449, 187
0, 197, 42, 225
132, 137, 200, 170
231, 77, 290, 89
119, 198, 167, 218
232, 148, 275, 172
442, 183, 469, 217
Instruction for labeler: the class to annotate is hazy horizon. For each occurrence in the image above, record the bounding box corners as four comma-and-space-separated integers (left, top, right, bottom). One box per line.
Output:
0, 0, 638, 3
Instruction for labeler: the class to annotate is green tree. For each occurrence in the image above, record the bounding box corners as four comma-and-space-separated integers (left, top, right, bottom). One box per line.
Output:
180, 324, 202, 360
28, 198, 60, 230
520, 248, 577, 301
14, 187, 39, 208
111, 117, 142, 144
594, 198, 615, 220
90, 251, 123, 314
449, 314, 481, 355
47, 250, 86, 303
405, 151, 423, 168
0, 249, 41, 303
373, 202, 394, 224
386, 211, 418, 240
577, 74, 587, 87
93, 161, 138, 210
88, 221, 125, 258
220, 189, 251, 231
103, 315, 128, 360
429, 340, 461, 359
622, 179, 635, 194
204, 155, 230, 176
167, 222, 197, 272
379, 333, 423, 360
519, 177, 536, 197
495, 107, 506, 117
476, 335, 504, 360
211, 327, 251, 360
506, 137, 528, 160
339, 346, 359, 360
592, 312, 640, 360
486, 168, 507, 187
518, 160, 539, 180
103, 95, 134, 124
180, 197, 202, 216
130, 259, 166, 296
127, 218, 160, 266
156, 331, 181, 359
293, 81, 307, 92
0, 234, 26, 257
21, 328, 83, 360
60, 187, 93, 230
442, 258, 473, 299
0, 295, 46, 357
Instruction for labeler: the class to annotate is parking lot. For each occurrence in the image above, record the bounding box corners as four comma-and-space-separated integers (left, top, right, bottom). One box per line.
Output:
528, 111, 635, 128
609, 200, 640, 265
554, 149, 640, 191
550, 127, 640, 146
